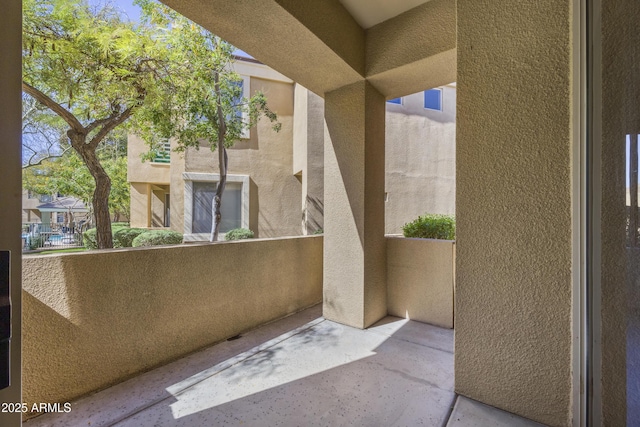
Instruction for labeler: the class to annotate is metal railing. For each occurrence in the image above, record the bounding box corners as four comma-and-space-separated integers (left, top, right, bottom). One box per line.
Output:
22, 223, 84, 251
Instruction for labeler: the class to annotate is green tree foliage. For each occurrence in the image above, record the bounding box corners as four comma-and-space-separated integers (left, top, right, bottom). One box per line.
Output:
133, 0, 280, 242
23, 0, 280, 247
23, 0, 170, 248
22, 131, 130, 221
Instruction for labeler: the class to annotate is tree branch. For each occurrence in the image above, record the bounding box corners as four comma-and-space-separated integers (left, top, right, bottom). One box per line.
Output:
23, 145, 72, 169
88, 106, 134, 148
22, 81, 84, 133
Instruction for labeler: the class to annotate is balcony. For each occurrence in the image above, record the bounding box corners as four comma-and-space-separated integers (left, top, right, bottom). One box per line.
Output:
24, 306, 541, 427
20, 236, 544, 426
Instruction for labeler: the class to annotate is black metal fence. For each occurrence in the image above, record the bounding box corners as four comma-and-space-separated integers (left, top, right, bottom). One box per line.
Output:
22, 223, 84, 252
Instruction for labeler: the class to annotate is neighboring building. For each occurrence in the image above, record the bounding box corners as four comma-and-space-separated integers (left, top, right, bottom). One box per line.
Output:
128, 57, 456, 240
21, 190, 90, 229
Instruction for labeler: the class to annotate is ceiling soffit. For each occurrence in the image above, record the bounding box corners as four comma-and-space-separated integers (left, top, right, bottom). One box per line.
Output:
338, 0, 430, 29
160, 0, 455, 98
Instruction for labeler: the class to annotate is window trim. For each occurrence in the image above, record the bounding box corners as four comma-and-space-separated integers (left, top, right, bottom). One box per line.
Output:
182, 172, 250, 241
423, 88, 443, 111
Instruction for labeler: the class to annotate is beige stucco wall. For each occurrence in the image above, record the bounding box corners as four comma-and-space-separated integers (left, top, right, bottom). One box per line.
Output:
181, 75, 299, 238
127, 135, 171, 184
323, 81, 387, 329
386, 237, 454, 329
22, 236, 323, 414
296, 84, 455, 236
385, 85, 456, 234
293, 85, 325, 234
128, 134, 171, 228
0, 2, 22, 424
455, 1, 574, 426
365, 0, 456, 97
170, 138, 186, 233
128, 183, 148, 228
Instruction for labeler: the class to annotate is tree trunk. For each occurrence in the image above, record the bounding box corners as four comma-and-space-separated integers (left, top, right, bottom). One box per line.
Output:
70, 132, 113, 249
210, 146, 228, 242
210, 69, 229, 242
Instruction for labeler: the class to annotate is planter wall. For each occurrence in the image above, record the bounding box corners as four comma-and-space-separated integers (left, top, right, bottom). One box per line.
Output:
386, 236, 455, 328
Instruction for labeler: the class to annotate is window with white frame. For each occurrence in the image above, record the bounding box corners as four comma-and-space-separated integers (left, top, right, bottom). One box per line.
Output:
182, 172, 250, 241
387, 97, 402, 105
423, 88, 443, 111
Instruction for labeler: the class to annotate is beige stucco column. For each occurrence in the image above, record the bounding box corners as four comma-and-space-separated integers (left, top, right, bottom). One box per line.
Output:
0, 1, 23, 425
455, 1, 576, 426
323, 81, 386, 329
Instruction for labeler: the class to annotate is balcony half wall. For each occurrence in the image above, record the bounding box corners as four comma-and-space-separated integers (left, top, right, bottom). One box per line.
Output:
22, 236, 323, 416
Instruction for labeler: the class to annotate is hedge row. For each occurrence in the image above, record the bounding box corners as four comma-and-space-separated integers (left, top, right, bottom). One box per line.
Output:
83, 226, 183, 249
402, 214, 455, 240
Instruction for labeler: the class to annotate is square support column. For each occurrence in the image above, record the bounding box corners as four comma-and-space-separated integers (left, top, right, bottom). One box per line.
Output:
323, 81, 386, 329
456, 1, 576, 425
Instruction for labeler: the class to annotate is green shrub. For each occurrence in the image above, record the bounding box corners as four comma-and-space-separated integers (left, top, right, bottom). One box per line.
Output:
83, 228, 98, 249
132, 230, 183, 247
312, 228, 323, 235
83, 224, 129, 249
225, 228, 255, 241
402, 214, 455, 240
113, 228, 147, 248
28, 235, 46, 250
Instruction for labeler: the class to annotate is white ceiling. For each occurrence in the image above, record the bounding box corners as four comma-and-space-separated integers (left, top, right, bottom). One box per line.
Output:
338, 0, 430, 29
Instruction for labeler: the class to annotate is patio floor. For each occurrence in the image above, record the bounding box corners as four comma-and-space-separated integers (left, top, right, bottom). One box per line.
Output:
25, 305, 545, 427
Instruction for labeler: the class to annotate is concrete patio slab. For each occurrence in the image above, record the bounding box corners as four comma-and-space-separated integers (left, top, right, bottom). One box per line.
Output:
25, 305, 546, 427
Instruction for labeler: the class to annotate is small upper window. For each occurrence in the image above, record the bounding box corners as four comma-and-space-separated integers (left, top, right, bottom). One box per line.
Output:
152, 139, 171, 164
387, 97, 402, 105
424, 89, 442, 111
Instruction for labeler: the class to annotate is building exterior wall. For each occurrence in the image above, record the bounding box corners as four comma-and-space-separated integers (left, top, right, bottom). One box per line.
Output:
182, 71, 299, 239
127, 134, 171, 184
455, 1, 574, 425
385, 85, 456, 234
128, 61, 456, 239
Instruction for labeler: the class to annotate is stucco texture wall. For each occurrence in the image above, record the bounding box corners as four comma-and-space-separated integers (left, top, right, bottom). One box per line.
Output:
127, 134, 171, 184
455, 1, 574, 426
385, 86, 456, 234
387, 237, 454, 328
183, 76, 299, 238
323, 81, 387, 329
22, 236, 322, 414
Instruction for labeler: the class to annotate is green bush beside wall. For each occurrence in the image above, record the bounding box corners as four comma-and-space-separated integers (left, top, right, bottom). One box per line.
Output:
132, 230, 183, 247
83, 224, 129, 249
113, 228, 147, 248
225, 228, 255, 241
402, 214, 456, 240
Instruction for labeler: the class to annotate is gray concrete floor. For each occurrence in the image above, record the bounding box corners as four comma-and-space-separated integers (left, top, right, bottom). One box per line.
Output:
25, 305, 545, 427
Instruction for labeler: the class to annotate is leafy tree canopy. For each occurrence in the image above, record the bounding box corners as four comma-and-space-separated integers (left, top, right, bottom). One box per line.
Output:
23, 0, 280, 246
